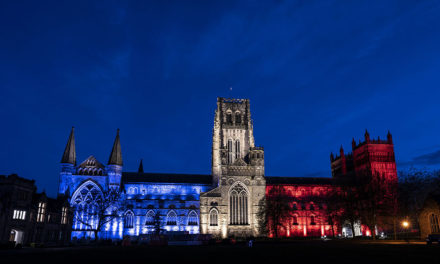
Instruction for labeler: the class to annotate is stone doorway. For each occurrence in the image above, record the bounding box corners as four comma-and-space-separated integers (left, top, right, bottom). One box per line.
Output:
9, 229, 24, 245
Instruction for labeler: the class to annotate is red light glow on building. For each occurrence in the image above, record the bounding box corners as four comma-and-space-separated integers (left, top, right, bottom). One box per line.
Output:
265, 131, 398, 238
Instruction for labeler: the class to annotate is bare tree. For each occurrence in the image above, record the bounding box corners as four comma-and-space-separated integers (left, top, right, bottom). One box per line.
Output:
265, 185, 291, 238
73, 188, 122, 241
338, 183, 360, 237
153, 211, 164, 235
355, 171, 396, 240
315, 187, 344, 238
397, 168, 440, 236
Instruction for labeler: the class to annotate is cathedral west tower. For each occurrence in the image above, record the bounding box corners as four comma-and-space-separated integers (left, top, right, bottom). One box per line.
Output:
200, 98, 266, 238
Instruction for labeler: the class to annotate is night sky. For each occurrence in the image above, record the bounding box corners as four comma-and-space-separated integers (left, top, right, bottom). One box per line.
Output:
1, 1, 440, 197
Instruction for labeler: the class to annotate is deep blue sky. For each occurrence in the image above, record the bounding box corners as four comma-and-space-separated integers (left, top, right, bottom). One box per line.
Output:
1, 0, 440, 197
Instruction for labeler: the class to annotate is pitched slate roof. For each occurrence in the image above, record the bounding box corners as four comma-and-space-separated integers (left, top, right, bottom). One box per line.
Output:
122, 173, 343, 186
265, 176, 335, 185
122, 172, 212, 184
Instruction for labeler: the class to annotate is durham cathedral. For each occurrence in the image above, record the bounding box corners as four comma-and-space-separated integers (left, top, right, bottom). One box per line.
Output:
58, 97, 397, 240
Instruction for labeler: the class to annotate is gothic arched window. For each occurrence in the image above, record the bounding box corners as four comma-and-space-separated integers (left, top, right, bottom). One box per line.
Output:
187, 210, 198, 226
71, 181, 104, 231
209, 209, 218, 226
430, 214, 440, 233
145, 210, 155, 225
229, 183, 248, 225
71, 181, 103, 206
124, 211, 134, 228
167, 210, 177, 225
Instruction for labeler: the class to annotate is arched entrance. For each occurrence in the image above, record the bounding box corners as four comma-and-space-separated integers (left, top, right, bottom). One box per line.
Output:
9, 229, 24, 244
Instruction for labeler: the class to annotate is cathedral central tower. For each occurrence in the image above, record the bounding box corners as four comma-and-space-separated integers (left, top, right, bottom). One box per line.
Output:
212, 98, 261, 185
201, 97, 266, 238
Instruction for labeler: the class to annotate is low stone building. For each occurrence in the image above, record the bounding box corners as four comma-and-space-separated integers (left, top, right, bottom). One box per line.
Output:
418, 195, 440, 239
0, 174, 71, 246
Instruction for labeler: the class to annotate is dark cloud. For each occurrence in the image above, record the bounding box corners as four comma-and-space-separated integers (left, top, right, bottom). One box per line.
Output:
412, 150, 440, 166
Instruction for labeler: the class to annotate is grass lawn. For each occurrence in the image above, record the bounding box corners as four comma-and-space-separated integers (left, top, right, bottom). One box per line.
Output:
1, 240, 439, 264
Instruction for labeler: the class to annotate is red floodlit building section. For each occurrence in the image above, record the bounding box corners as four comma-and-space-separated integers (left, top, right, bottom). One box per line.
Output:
266, 130, 397, 237
265, 181, 341, 237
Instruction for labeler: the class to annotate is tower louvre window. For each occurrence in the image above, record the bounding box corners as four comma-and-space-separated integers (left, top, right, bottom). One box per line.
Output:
226, 113, 232, 124
235, 112, 241, 124
228, 139, 233, 164
235, 140, 240, 159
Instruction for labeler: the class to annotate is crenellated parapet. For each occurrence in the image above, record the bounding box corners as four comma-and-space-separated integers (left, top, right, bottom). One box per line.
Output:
330, 130, 397, 184
351, 129, 393, 150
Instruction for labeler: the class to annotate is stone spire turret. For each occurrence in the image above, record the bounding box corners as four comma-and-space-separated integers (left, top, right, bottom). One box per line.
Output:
138, 159, 144, 173
61, 127, 76, 165
108, 129, 123, 166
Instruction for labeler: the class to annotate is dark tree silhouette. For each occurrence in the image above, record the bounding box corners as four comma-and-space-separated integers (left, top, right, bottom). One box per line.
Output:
397, 168, 440, 237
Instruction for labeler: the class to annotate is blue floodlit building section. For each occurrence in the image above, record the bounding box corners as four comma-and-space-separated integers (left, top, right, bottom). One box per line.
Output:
59, 155, 212, 240
59, 129, 212, 240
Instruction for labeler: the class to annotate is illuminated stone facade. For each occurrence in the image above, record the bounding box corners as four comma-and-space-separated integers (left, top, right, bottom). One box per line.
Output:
58, 98, 397, 240
58, 129, 212, 240
200, 98, 266, 238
